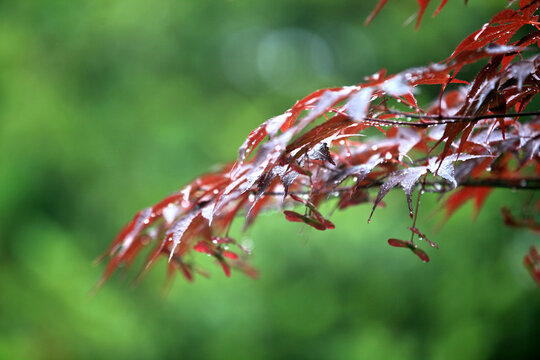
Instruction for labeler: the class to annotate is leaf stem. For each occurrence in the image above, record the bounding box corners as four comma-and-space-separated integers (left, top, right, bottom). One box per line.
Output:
410, 175, 426, 243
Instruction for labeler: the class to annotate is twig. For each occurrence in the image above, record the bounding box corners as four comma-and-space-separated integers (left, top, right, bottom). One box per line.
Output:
360, 110, 540, 128
261, 177, 540, 197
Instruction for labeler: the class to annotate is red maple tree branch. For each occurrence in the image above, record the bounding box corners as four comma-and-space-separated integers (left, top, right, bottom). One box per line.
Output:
97, 0, 540, 288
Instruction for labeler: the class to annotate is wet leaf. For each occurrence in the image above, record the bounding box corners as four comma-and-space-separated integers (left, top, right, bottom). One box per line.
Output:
369, 166, 428, 222
99, 1, 540, 288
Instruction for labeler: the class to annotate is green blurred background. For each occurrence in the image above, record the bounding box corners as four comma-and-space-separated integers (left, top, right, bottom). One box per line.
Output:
1, 1, 539, 359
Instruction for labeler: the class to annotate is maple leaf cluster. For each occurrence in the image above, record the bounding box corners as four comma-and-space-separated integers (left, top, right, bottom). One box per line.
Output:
98, 0, 540, 288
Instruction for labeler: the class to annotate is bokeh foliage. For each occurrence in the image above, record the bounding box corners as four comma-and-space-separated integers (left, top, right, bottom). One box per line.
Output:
0, 0, 538, 359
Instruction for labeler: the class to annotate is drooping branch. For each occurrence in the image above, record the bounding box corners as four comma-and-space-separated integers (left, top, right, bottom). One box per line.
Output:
98, 0, 540, 287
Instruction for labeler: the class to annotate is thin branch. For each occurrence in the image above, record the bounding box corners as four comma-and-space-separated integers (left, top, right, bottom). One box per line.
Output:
261, 177, 540, 197
360, 111, 540, 128
460, 178, 540, 189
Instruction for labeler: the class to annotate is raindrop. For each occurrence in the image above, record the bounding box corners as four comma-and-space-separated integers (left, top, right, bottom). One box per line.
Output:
141, 236, 151, 245
242, 238, 254, 252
